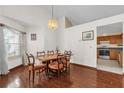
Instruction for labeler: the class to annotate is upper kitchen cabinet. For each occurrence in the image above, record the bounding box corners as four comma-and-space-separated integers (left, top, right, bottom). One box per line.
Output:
97, 22, 123, 45
97, 34, 123, 44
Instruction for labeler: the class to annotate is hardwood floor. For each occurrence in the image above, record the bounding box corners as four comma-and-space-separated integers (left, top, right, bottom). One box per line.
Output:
0, 64, 123, 88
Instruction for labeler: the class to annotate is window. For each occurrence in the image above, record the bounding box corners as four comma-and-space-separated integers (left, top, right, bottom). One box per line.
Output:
3, 27, 21, 57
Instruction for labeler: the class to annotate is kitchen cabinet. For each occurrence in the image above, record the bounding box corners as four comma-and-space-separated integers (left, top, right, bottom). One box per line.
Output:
120, 49, 123, 67
97, 34, 122, 44
97, 50, 99, 58
110, 49, 118, 60
97, 48, 118, 60
97, 48, 123, 66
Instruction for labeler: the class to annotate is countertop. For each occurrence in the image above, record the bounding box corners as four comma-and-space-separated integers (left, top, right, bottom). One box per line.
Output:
97, 44, 123, 49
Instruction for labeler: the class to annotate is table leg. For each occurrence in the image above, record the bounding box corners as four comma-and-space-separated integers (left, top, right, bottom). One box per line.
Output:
46, 61, 49, 76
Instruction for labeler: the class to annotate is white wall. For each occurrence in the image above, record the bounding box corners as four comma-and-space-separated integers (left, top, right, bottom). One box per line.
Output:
56, 17, 65, 52
44, 28, 57, 51
26, 17, 65, 56
0, 16, 25, 32
64, 13, 124, 71
26, 25, 58, 56
26, 26, 45, 56
65, 27, 97, 68
8, 57, 22, 69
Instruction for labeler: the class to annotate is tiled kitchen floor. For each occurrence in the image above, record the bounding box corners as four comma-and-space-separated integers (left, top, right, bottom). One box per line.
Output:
97, 59, 123, 74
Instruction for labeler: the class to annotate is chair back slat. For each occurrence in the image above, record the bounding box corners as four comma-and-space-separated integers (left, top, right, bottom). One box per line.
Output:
55, 49, 60, 54
68, 51, 72, 56
56, 54, 64, 69
64, 50, 72, 56
65, 54, 71, 62
47, 50, 54, 55
64, 50, 68, 55
26, 53, 35, 65
37, 51, 45, 57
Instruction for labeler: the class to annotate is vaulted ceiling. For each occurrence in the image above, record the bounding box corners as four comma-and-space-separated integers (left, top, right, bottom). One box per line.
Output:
1, 5, 124, 27
97, 22, 123, 36
44, 5, 124, 26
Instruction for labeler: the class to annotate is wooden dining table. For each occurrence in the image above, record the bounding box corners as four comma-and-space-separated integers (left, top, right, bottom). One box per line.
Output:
37, 53, 65, 75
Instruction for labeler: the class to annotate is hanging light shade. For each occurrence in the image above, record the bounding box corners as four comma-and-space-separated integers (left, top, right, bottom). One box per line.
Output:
48, 19, 58, 30
48, 6, 58, 30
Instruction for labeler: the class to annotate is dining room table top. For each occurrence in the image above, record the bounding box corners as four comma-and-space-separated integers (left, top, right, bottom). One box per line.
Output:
37, 53, 65, 62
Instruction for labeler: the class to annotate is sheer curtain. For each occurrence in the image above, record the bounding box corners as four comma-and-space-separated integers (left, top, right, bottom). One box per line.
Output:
0, 26, 8, 75
20, 33, 27, 65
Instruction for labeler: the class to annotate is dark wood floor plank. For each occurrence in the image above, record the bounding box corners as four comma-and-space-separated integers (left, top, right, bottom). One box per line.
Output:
0, 64, 123, 88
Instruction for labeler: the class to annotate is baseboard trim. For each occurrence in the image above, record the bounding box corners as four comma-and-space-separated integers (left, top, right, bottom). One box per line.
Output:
9, 64, 24, 71
98, 69, 123, 76
71, 63, 96, 70
71, 63, 123, 75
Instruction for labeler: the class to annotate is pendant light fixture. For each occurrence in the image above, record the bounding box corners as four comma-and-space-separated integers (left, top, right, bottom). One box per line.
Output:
48, 5, 58, 30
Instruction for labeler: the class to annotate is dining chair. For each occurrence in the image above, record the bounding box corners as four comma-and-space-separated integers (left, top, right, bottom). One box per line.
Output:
55, 49, 60, 54
63, 50, 71, 70
48, 54, 65, 77
64, 50, 72, 55
64, 50, 68, 55
65, 54, 71, 69
37, 51, 45, 57
47, 50, 54, 55
26, 53, 46, 81
68, 51, 72, 56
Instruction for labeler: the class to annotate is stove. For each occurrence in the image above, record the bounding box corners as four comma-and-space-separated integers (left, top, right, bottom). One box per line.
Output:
98, 41, 110, 59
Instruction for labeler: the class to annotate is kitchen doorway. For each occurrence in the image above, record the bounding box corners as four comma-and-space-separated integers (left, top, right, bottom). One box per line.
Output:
96, 22, 123, 74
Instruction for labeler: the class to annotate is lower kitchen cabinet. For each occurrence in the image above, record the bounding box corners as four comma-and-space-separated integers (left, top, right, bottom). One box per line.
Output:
110, 49, 118, 60
97, 48, 123, 66
120, 49, 123, 67
97, 50, 99, 58
110, 49, 123, 67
